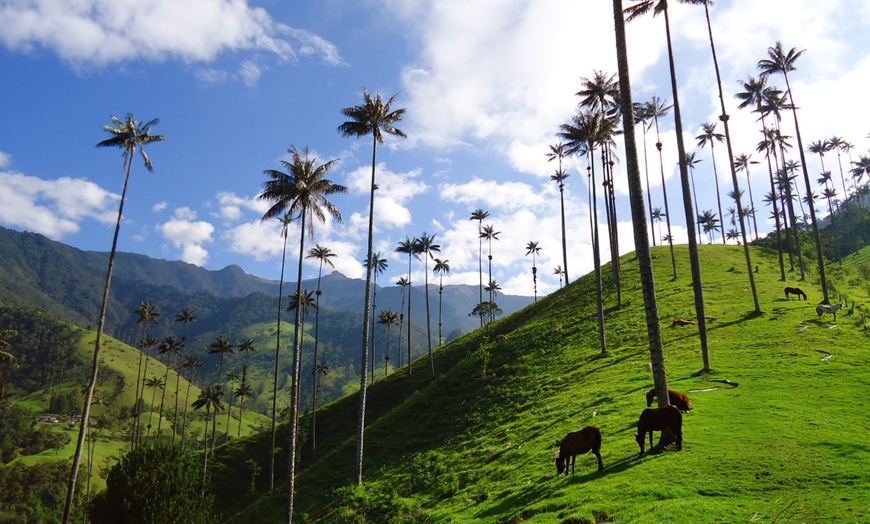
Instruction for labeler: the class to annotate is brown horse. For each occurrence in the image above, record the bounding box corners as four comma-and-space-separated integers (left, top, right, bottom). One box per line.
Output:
635, 406, 682, 456
646, 388, 692, 412
555, 426, 603, 475
784, 287, 807, 300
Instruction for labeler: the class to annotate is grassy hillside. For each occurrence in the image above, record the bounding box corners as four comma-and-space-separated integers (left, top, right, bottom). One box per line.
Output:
208, 244, 869, 523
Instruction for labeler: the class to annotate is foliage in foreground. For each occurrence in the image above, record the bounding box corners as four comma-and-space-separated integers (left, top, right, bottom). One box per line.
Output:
89, 443, 214, 524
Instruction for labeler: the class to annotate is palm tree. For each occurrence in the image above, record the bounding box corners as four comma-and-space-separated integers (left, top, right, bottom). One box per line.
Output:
547, 144, 571, 281
469, 209, 491, 323
433, 258, 450, 346
133, 335, 158, 447
553, 266, 565, 289
480, 224, 501, 311
223, 370, 241, 443
646, 96, 678, 278
651, 207, 664, 244
698, 210, 720, 244
734, 154, 760, 240
625, 0, 710, 371
64, 115, 165, 523
828, 136, 852, 200
696, 122, 726, 244
685, 152, 704, 244
339, 89, 406, 489
395, 276, 409, 368
131, 301, 160, 449
851, 155, 870, 198
192, 386, 224, 495
144, 376, 164, 440
363, 252, 388, 384
156, 336, 181, 438
395, 237, 422, 374
484, 280, 502, 321
305, 243, 335, 453
417, 232, 440, 379
613, 0, 670, 403
208, 336, 235, 387
377, 310, 399, 377
525, 241, 542, 301
236, 338, 255, 376
633, 102, 656, 246
172, 308, 195, 446
0, 329, 18, 407
685, 0, 759, 313
179, 355, 202, 449
759, 41, 829, 303
258, 145, 346, 516
265, 213, 292, 491
234, 382, 252, 437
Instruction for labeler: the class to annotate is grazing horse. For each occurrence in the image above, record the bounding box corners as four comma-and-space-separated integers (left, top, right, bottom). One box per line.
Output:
635, 406, 682, 456
555, 426, 604, 475
784, 287, 807, 300
646, 388, 692, 412
816, 303, 844, 321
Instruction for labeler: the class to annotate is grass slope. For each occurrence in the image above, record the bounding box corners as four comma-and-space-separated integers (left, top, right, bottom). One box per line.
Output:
210, 244, 870, 523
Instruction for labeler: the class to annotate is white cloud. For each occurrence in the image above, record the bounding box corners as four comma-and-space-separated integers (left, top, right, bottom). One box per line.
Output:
152, 201, 168, 212
0, 171, 118, 238
195, 68, 229, 85
0, 0, 342, 70
344, 163, 429, 231
174, 207, 197, 221
213, 191, 268, 221
0, 151, 10, 168
156, 215, 214, 266
237, 58, 267, 87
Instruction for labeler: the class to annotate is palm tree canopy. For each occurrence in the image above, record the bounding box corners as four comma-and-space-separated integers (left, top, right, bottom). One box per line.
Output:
338, 89, 407, 144
418, 232, 441, 259
696, 122, 724, 148
624, 0, 668, 22
395, 236, 423, 259
306, 244, 337, 267
95, 114, 166, 171
362, 251, 389, 273
758, 41, 806, 77
208, 336, 235, 357
525, 241, 541, 257
469, 209, 490, 222
550, 168, 570, 184
377, 309, 399, 326
433, 258, 450, 275
480, 224, 501, 241
192, 386, 224, 412
577, 70, 620, 114
257, 146, 347, 238
135, 301, 160, 327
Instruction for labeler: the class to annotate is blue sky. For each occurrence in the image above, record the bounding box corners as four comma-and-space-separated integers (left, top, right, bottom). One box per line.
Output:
1, 0, 869, 297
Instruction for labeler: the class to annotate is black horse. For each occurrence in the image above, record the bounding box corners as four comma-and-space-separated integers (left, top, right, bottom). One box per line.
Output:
784, 287, 807, 300
635, 406, 682, 456
555, 426, 603, 475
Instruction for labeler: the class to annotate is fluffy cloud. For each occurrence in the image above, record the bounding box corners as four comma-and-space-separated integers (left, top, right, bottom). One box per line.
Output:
0, 151, 10, 168
0, 171, 118, 238
344, 163, 429, 231
156, 209, 215, 266
0, 0, 342, 71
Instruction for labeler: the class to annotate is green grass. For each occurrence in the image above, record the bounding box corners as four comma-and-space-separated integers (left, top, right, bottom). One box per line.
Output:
124, 244, 870, 521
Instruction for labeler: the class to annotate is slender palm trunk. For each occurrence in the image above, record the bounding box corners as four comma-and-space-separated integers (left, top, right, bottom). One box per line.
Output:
146, 383, 159, 439
589, 153, 607, 356
654, 116, 677, 279
613, 0, 669, 404
477, 222, 484, 326
641, 123, 655, 247
558, 183, 570, 282
269, 232, 288, 492
172, 340, 185, 446
355, 136, 377, 488
762, 138, 787, 281
157, 356, 172, 438
745, 168, 760, 241
370, 274, 378, 385
783, 73, 829, 302
708, 142, 726, 244
406, 255, 413, 374
64, 152, 133, 524
663, 6, 709, 370
438, 276, 444, 346
201, 405, 211, 497
181, 373, 193, 448
702, 3, 759, 313
287, 212, 307, 522
311, 262, 324, 456
424, 258, 434, 379
131, 324, 147, 450
605, 145, 622, 307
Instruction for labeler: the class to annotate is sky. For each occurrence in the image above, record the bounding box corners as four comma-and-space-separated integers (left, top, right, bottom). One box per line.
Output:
1, 0, 869, 298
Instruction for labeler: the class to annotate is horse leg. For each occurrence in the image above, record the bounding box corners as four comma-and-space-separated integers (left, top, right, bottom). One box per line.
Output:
593, 449, 603, 472
675, 430, 682, 451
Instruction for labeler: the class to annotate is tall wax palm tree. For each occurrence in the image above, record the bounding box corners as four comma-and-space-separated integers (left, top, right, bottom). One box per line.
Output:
613, 0, 670, 405
698, 210, 720, 244
685, 152, 704, 244
305, 244, 334, 455
776, 164, 805, 278
696, 122, 726, 244
156, 336, 181, 438
651, 207, 665, 244
377, 310, 399, 377
258, 145, 346, 518
828, 136, 852, 200
234, 382, 253, 437
133, 335, 158, 446
395, 276, 409, 368
734, 154, 761, 240
469, 209, 491, 323
646, 96, 678, 278
759, 41, 829, 303
179, 355, 202, 449
559, 111, 608, 355
433, 259, 450, 346
65, 115, 165, 523
417, 232, 441, 379
144, 376, 164, 440
484, 280, 502, 321
547, 144, 571, 281
339, 90, 406, 488
236, 338, 255, 376
851, 155, 870, 196
67, 115, 166, 513
553, 265, 565, 288
131, 301, 159, 449
625, 0, 710, 371
191, 386, 223, 495
633, 102, 656, 246
525, 241, 542, 301
363, 252, 388, 384
265, 213, 292, 491
395, 237, 422, 374
223, 370, 241, 443
172, 308, 195, 446
737, 76, 787, 280
480, 224, 501, 311
684, 0, 759, 313
208, 336, 235, 387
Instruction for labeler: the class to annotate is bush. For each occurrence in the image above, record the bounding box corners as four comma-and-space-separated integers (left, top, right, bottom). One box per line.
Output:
89, 443, 214, 524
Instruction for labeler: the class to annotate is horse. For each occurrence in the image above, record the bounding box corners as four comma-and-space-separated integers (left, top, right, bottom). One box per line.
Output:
555, 426, 604, 475
635, 406, 682, 456
816, 303, 843, 321
645, 388, 692, 413
784, 287, 807, 300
